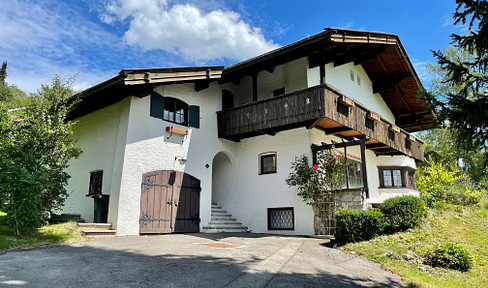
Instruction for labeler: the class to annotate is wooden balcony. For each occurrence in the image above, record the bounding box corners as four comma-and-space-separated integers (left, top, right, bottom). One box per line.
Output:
217, 84, 424, 161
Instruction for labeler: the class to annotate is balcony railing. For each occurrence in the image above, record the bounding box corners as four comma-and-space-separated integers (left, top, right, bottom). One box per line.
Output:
217, 84, 423, 161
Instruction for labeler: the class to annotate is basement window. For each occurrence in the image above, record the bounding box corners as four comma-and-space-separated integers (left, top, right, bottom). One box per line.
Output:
259, 152, 277, 175
268, 207, 294, 230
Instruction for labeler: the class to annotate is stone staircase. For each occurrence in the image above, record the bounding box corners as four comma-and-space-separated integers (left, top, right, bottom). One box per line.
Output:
79, 223, 116, 237
202, 203, 249, 233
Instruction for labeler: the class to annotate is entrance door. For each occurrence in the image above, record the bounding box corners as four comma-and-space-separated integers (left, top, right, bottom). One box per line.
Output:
140, 170, 200, 234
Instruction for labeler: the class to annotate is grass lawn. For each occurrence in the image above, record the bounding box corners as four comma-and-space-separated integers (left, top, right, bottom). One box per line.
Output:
342, 204, 488, 288
0, 211, 86, 253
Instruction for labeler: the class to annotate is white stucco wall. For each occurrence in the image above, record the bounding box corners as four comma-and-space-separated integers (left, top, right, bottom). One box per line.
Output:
64, 98, 131, 222
306, 62, 395, 123
222, 128, 315, 235
223, 57, 309, 106
325, 63, 395, 123
115, 83, 237, 235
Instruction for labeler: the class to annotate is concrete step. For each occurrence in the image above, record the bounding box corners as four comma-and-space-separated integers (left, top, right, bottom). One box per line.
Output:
211, 216, 236, 221
209, 220, 243, 225
201, 227, 249, 233
211, 210, 229, 214
210, 213, 232, 218
78, 223, 112, 229
81, 229, 117, 236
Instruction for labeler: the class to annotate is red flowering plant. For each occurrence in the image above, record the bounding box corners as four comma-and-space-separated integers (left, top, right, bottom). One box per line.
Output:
286, 148, 346, 205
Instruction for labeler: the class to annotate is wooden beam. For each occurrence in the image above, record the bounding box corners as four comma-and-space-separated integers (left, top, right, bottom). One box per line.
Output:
319, 49, 326, 85
334, 45, 388, 67
372, 75, 410, 94
324, 126, 354, 135
252, 72, 258, 102
366, 143, 390, 149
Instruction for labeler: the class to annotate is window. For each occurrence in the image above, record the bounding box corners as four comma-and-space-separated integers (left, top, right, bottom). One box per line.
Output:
344, 159, 363, 189
378, 167, 416, 188
259, 152, 277, 175
164, 97, 188, 125
350, 70, 355, 81
88, 171, 103, 196
268, 207, 294, 230
150, 92, 200, 128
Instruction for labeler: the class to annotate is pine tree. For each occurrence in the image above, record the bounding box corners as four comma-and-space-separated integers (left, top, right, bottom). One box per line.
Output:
425, 0, 488, 165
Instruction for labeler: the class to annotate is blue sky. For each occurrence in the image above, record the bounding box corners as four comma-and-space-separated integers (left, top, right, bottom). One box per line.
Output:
0, 0, 460, 93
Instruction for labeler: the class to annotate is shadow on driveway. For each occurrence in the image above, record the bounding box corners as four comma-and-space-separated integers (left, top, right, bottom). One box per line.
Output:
0, 233, 405, 288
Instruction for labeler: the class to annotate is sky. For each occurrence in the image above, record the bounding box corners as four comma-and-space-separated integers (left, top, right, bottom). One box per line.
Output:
0, 0, 462, 93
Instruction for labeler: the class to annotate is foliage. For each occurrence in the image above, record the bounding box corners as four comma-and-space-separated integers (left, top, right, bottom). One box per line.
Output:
422, 1, 488, 167
342, 204, 488, 287
334, 208, 385, 244
0, 61, 31, 109
0, 76, 81, 235
378, 195, 425, 233
425, 242, 473, 272
0, 212, 85, 252
286, 149, 345, 205
416, 162, 485, 207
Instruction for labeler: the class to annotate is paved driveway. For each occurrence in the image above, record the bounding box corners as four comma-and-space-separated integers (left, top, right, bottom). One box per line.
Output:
0, 233, 404, 287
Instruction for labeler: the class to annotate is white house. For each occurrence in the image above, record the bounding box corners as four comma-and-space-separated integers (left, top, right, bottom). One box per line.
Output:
62, 28, 438, 236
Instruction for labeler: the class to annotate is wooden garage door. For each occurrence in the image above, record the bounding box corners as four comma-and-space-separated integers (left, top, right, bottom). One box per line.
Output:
140, 170, 200, 234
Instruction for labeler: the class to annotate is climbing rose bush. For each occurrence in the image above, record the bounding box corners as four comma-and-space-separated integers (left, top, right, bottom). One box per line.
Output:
286, 149, 346, 205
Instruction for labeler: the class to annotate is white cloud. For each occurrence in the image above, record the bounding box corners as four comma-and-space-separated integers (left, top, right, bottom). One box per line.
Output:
0, 0, 120, 92
103, 0, 279, 61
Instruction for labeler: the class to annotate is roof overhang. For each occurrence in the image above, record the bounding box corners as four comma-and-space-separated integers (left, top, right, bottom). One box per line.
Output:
68, 66, 224, 120
221, 28, 439, 132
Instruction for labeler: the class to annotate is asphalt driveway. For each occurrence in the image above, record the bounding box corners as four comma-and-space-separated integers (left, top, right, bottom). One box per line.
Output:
0, 233, 404, 287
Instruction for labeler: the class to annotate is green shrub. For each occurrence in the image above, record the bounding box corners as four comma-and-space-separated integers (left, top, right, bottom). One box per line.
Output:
425, 242, 473, 272
379, 195, 425, 233
417, 163, 484, 207
335, 208, 384, 244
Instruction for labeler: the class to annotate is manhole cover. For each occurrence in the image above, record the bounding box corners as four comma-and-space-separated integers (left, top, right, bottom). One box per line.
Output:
199, 243, 238, 248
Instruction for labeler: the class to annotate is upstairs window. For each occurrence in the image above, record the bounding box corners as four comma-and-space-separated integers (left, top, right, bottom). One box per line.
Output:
164, 97, 188, 125
150, 92, 200, 128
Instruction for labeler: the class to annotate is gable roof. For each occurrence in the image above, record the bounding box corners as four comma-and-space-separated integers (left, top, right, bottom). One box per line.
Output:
69, 28, 438, 132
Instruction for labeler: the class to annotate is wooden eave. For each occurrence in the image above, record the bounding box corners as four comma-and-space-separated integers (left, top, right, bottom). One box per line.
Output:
68, 66, 225, 120
221, 28, 439, 132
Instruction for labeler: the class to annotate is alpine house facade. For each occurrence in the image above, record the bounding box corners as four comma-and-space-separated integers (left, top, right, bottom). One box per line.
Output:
62, 28, 438, 236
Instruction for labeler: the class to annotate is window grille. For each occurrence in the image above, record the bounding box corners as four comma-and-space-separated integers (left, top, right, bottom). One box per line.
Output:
268, 208, 294, 230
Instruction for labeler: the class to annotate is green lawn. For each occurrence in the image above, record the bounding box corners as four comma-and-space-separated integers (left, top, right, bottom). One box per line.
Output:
0, 211, 86, 253
342, 204, 488, 288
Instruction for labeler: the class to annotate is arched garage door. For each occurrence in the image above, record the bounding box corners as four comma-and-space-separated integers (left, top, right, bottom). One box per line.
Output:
140, 170, 200, 234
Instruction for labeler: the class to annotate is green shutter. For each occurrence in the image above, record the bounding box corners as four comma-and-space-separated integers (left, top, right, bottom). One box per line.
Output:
189, 105, 200, 128
150, 92, 165, 119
